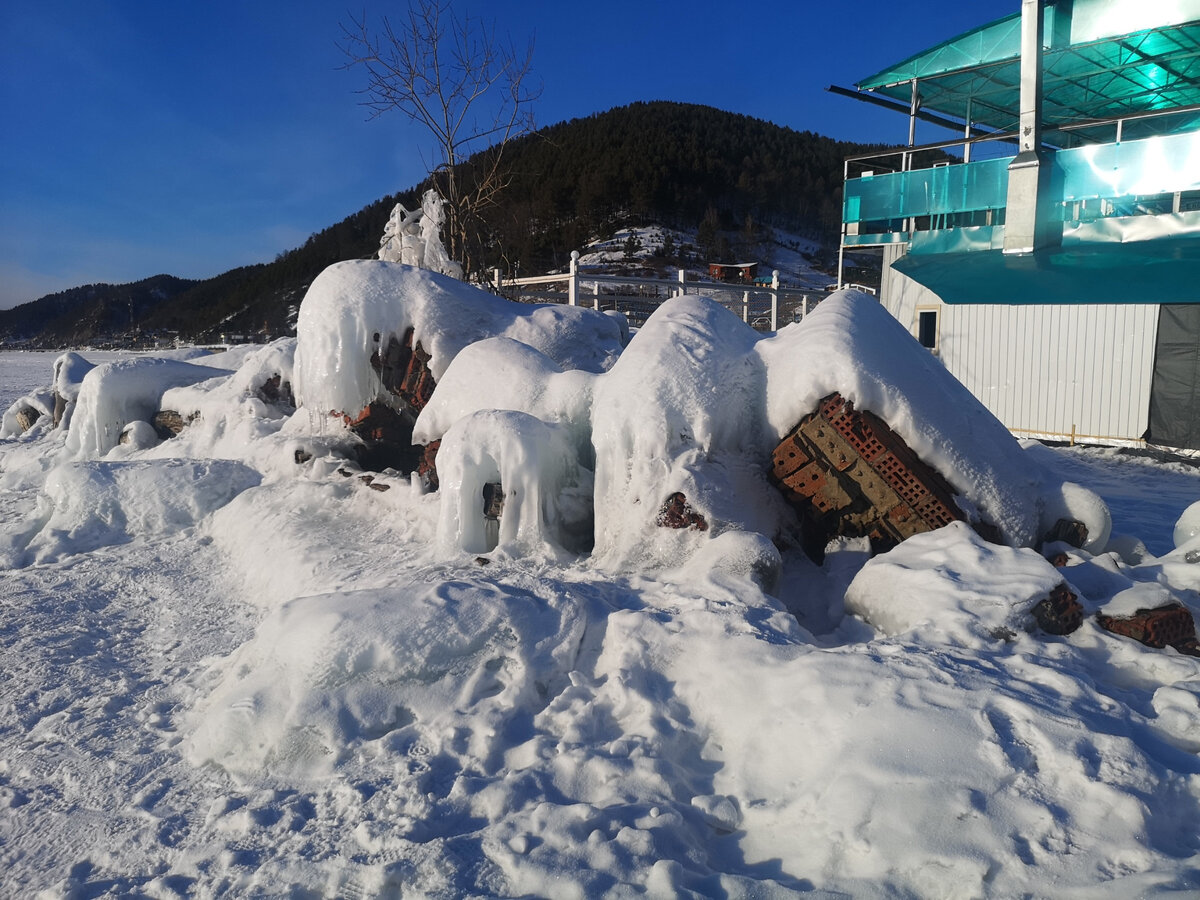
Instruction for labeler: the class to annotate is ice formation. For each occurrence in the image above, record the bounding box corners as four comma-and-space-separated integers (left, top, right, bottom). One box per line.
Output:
65, 357, 233, 458
377, 189, 464, 279
434, 409, 592, 557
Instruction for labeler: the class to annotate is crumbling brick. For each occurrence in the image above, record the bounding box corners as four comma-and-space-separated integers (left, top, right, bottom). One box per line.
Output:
343, 402, 421, 473
1096, 604, 1200, 656
335, 328, 440, 476
1031, 584, 1084, 635
656, 492, 708, 531
770, 393, 987, 558
371, 328, 436, 417
1044, 518, 1089, 549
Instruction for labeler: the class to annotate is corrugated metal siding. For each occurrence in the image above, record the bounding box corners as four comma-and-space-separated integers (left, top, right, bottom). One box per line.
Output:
940, 302, 1158, 443
877, 250, 1159, 444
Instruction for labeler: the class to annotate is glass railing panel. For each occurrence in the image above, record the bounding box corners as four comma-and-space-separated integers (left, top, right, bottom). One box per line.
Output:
1059, 132, 1200, 201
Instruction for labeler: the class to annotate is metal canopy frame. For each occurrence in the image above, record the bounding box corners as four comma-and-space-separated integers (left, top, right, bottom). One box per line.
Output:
850, 6, 1200, 146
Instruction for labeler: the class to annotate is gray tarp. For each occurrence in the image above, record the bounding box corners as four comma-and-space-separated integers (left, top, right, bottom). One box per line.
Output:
1148, 305, 1200, 451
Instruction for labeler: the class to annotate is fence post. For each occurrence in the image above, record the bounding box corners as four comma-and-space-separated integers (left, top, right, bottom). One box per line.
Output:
742, 291, 750, 323
493, 267, 501, 292
569, 250, 579, 306
677, 267, 686, 297
593, 282, 600, 311
771, 270, 780, 331
802, 294, 809, 319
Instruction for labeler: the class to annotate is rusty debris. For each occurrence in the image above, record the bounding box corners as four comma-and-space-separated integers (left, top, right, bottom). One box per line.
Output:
1096, 604, 1200, 656
770, 393, 989, 558
656, 492, 708, 531
153, 410, 198, 441
1031, 584, 1084, 635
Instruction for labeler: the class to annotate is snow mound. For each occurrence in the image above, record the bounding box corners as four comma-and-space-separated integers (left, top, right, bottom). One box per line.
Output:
413, 337, 596, 452
292, 260, 624, 417
591, 295, 783, 569
10, 458, 260, 565
758, 291, 1081, 547
1174, 498, 1200, 549
845, 521, 1064, 643
65, 357, 232, 458
187, 577, 583, 781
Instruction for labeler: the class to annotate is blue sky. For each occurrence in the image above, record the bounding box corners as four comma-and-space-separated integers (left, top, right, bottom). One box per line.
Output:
0, 0, 1017, 309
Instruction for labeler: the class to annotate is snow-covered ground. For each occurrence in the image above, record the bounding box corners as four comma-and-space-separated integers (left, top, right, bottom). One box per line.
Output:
577, 224, 831, 290
2, 268, 1200, 899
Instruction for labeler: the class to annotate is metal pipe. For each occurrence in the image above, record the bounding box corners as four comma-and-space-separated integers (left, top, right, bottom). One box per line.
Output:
908, 79, 919, 147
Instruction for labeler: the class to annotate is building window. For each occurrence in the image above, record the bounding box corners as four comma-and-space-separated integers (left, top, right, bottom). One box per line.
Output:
917, 310, 938, 350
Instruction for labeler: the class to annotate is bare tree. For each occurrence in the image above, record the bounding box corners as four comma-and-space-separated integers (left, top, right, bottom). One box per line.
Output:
341, 1, 540, 277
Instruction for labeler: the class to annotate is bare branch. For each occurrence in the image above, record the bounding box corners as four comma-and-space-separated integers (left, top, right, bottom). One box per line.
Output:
340, 0, 541, 276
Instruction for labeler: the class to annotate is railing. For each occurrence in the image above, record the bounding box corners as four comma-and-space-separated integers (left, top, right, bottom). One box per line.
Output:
494, 251, 829, 331
842, 109, 1200, 245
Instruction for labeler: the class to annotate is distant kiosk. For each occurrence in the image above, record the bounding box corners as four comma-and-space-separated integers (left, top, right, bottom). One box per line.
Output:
708, 262, 758, 283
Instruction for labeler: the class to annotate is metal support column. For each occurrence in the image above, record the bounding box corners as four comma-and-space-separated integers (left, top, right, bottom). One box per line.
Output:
1004, 0, 1062, 254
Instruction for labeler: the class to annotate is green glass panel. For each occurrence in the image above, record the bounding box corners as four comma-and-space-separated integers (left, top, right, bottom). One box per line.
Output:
1058, 132, 1200, 201
843, 156, 1011, 224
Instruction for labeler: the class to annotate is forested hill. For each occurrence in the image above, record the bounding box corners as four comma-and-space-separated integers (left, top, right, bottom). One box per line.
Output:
492, 101, 880, 268
2, 102, 883, 347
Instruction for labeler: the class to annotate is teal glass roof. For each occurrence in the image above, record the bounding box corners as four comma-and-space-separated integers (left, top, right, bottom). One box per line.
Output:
855, 1, 1200, 145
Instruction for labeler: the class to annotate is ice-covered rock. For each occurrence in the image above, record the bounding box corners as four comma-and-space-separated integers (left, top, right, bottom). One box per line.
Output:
435, 409, 592, 557
845, 521, 1065, 644
292, 260, 624, 419
65, 358, 232, 458
591, 295, 783, 570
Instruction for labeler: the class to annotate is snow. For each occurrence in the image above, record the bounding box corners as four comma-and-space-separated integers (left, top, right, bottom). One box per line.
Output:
2, 264, 1200, 898
1175, 498, 1200, 550
65, 357, 234, 458
293, 260, 624, 418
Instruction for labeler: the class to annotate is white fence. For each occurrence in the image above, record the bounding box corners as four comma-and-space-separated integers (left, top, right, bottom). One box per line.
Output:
494, 251, 829, 331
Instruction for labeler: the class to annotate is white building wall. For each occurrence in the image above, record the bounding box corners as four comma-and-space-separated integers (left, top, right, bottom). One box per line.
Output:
878, 244, 1159, 445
